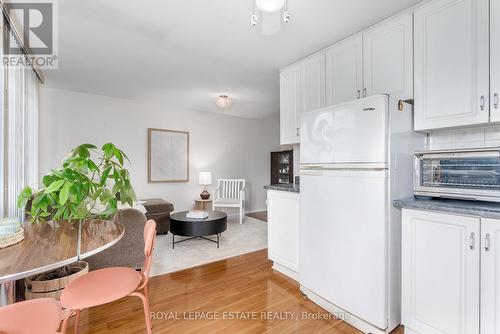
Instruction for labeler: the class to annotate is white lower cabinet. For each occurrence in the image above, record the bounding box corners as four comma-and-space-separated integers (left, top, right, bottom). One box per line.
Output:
480, 219, 500, 334
267, 190, 299, 280
402, 210, 500, 334
402, 209, 480, 334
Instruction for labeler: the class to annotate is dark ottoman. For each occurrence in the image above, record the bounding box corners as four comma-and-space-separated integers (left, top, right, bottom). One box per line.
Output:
142, 198, 174, 235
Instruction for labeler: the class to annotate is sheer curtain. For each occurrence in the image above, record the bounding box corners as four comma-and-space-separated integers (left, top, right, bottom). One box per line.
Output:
0, 19, 40, 219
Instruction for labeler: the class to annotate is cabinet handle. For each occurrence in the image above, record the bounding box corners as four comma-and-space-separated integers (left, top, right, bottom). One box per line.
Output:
485, 233, 491, 252
469, 232, 475, 250
480, 96, 486, 111
357, 90, 361, 99
494, 93, 499, 109
363, 88, 367, 98
296, 128, 300, 137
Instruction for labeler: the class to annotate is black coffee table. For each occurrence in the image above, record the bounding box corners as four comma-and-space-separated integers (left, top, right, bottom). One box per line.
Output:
169, 211, 227, 249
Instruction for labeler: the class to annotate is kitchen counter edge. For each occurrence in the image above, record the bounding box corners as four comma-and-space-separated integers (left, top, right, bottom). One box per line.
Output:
264, 185, 300, 193
393, 196, 500, 219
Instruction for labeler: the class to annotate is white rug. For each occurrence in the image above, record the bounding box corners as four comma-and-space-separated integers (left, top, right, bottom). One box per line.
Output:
151, 214, 268, 276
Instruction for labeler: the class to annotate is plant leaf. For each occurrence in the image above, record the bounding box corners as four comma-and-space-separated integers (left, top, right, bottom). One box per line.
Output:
44, 179, 65, 194
102, 143, 115, 159
17, 187, 33, 209
59, 182, 70, 205
114, 148, 124, 165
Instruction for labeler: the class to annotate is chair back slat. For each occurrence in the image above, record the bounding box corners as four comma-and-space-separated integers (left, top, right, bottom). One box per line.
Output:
217, 179, 245, 199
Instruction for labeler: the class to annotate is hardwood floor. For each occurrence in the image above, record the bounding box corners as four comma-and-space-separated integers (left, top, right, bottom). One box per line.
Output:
246, 211, 268, 222
69, 250, 403, 334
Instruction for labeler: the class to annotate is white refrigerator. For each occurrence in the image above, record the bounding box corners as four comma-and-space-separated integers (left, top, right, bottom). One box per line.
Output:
299, 95, 424, 334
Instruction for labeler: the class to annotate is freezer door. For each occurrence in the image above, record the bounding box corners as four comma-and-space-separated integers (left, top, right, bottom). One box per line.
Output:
301, 95, 388, 166
299, 169, 388, 329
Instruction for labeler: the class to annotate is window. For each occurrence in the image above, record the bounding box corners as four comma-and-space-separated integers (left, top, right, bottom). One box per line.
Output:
0, 15, 41, 219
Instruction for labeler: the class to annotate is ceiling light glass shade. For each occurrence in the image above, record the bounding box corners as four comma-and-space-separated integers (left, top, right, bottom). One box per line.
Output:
256, 0, 285, 13
215, 95, 232, 109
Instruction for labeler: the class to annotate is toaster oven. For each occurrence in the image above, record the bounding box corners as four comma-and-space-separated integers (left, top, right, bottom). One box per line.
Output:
414, 147, 500, 202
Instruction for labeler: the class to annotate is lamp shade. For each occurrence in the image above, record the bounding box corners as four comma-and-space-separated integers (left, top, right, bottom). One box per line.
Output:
199, 172, 212, 186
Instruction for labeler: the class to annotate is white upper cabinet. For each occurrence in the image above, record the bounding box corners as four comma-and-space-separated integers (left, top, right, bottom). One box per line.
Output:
481, 218, 500, 334
414, 0, 490, 131
301, 52, 326, 115
280, 53, 325, 145
402, 209, 480, 334
363, 14, 413, 100
491, 0, 500, 122
325, 35, 363, 106
280, 65, 301, 145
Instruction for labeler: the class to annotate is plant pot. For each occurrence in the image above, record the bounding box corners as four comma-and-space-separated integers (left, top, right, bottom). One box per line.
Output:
25, 261, 89, 300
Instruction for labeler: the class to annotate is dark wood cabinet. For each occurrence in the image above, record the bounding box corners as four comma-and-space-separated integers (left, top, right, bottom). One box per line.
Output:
271, 150, 294, 185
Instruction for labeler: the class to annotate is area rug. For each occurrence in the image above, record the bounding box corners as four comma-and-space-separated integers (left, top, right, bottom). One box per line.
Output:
151, 214, 268, 276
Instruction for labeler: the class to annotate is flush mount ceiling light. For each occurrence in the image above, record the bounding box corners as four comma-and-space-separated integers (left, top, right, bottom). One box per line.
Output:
256, 0, 286, 13
251, 0, 290, 34
215, 95, 232, 109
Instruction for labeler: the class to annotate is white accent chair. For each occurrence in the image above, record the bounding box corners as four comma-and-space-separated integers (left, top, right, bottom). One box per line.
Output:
213, 179, 246, 224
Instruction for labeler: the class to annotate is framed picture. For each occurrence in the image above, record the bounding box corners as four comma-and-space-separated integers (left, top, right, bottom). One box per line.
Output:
148, 128, 189, 183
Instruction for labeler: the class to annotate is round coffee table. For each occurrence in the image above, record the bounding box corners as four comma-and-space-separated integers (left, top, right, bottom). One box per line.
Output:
169, 211, 227, 249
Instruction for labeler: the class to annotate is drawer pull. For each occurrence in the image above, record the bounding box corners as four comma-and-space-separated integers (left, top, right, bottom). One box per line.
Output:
485, 233, 491, 252
469, 232, 475, 250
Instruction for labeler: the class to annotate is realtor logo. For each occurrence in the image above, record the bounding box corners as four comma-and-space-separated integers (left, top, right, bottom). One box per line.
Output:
3, 0, 58, 68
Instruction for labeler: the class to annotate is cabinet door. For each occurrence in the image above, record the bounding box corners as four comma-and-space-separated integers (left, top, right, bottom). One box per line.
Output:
280, 65, 301, 145
267, 191, 299, 273
414, 0, 490, 131
402, 209, 480, 334
325, 35, 363, 106
491, 0, 500, 122
363, 13, 413, 100
481, 218, 500, 334
301, 52, 325, 115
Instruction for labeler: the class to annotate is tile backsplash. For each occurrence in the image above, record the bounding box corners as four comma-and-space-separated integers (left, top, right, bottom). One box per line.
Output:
428, 125, 500, 150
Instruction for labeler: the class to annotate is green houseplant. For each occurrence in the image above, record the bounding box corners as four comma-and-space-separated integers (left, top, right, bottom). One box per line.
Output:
17, 143, 136, 298
18, 143, 136, 221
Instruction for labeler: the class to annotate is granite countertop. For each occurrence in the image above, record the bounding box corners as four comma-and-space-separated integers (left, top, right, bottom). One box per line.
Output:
264, 184, 300, 193
393, 196, 500, 219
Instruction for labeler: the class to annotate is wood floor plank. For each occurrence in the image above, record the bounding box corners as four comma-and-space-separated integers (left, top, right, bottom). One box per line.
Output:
69, 250, 404, 334
246, 211, 268, 222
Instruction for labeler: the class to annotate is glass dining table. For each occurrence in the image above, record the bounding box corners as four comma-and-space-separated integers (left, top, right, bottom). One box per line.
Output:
0, 219, 124, 305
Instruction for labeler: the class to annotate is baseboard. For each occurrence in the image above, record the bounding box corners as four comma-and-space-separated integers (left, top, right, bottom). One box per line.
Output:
245, 209, 267, 214
300, 286, 394, 334
272, 262, 299, 281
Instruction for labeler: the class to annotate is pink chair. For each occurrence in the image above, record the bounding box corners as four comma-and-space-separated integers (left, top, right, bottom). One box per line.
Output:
60, 220, 156, 334
0, 298, 70, 334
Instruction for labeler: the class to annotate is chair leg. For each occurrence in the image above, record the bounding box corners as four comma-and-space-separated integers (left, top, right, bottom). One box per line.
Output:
239, 206, 243, 224
60, 311, 72, 334
73, 310, 81, 334
131, 291, 152, 334
144, 284, 150, 306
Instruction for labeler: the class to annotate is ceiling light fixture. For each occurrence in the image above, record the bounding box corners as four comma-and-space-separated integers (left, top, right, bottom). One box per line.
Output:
215, 95, 232, 109
251, 0, 290, 29
256, 0, 285, 13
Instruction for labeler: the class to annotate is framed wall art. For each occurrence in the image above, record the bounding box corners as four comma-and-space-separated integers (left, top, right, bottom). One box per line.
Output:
148, 128, 189, 183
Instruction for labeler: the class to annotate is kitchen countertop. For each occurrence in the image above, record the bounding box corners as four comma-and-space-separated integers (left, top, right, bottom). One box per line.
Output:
264, 184, 300, 193
393, 196, 500, 219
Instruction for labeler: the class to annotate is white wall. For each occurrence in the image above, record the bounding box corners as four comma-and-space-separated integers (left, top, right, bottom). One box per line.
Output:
39, 87, 280, 212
